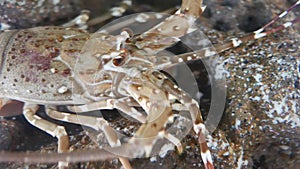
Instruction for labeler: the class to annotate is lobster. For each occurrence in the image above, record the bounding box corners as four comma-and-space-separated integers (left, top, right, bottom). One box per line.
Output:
0, 0, 299, 168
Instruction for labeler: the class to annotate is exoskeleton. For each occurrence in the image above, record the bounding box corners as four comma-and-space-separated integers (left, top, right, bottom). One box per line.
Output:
0, 0, 299, 169
0, 0, 214, 168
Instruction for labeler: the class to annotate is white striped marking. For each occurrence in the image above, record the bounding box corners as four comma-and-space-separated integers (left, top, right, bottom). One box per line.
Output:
200, 150, 213, 166
279, 11, 288, 18
254, 32, 266, 39
254, 28, 264, 34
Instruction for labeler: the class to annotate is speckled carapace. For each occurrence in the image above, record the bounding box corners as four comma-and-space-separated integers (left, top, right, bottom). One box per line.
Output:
0, 0, 299, 169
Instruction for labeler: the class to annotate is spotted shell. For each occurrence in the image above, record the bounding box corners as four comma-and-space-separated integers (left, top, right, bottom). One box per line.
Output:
0, 27, 89, 104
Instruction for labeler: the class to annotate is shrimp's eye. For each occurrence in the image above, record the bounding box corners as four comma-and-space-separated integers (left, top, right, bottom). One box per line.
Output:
112, 55, 126, 66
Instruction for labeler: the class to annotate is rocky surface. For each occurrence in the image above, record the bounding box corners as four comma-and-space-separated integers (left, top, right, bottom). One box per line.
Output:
0, 0, 83, 29
0, 0, 299, 169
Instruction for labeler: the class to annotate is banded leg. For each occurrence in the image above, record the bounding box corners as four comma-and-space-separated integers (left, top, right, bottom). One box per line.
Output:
254, 0, 300, 34
149, 71, 214, 169
218, 0, 300, 52
165, 12, 300, 66
165, 0, 300, 65
45, 106, 132, 169
22, 103, 69, 169
67, 98, 146, 123
68, 97, 183, 154
172, 92, 213, 169
133, 0, 206, 54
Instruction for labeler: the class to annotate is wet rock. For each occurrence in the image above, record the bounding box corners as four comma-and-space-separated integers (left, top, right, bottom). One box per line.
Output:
237, 1, 272, 32
0, 0, 299, 169
0, 0, 82, 29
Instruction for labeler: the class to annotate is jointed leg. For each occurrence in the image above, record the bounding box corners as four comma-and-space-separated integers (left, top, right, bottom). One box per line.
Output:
67, 99, 181, 166
161, 130, 183, 153
22, 103, 69, 169
171, 102, 189, 111
67, 98, 146, 123
172, 93, 214, 169
45, 106, 132, 169
149, 71, 214, 169
133, 0, 206, 54
254, 0, 300, 34
164, 0, 300, 66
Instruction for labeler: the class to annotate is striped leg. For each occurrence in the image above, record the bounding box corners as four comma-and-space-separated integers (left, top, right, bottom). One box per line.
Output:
67, 98, 146, 123
45, 106, 132, 169
68, 99, 182, 153
172, 95, 213, 169
254, 0, 300, 34
150, 71, 214, 169
163, 0, 300, 65
22, 103, 69, 169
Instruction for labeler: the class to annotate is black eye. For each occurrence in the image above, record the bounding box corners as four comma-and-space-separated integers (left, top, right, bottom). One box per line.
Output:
112, 55, 125, 66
